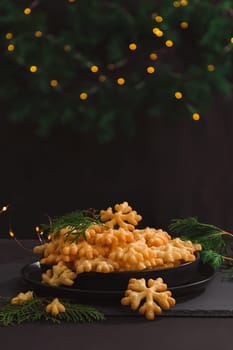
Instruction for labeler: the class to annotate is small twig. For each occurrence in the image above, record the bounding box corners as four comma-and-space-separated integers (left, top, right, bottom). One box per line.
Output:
222, 230, 233, 239
222, 256, 233, 262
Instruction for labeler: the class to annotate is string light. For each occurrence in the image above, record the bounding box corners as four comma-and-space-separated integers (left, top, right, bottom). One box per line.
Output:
154, 16, 163, 23
7, 44, 15, 52
180, 0, 188, 6
0, 205, 9, 214
80, 92, 88, 100
173, 1, 180, 7
5, 32, 13, 40
90, 65, 99, 73
231, 37, 233, 44
174, 91, 183, 99
50, 79, 59, 87
29, 65, 38, 73
35, 225, 44, 244
150, 53, 158, 60
64, 44, 72, 52
207, 64, 215, 72
1, 204, 41, 249
165, 40, 174, 47
24, 8, 31, 15
129, 43, 137, 51
99, 75, 106, 82
9, 230, 15, 238
117, 77, 125, 85
146, 66, 155, 74
34, 31, 43, 38
192, 113, 200, 121
180, 21, 189, 29
152, 27, 164, 37
68, 0, 76, 2
8, 228, 32, 251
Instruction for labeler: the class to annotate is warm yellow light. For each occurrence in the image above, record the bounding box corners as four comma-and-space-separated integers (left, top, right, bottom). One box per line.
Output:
175, 91, 183, 99
99, 75, 106, 82
192, 113, 200, 121
64, 44, 72, 52
35, 226, 40, 233
129, 43, 137, 51
180, 0, 188, 6
152, 27, 164, 37
90, 65, 99, 73
117, 77, 125, 85
165, 40, 174, 47
107, 63, 115, 70
68, 0, 76, 2
231, 37, 233, 44
9, 230, 15, 238
34, 31, 43, 38
29, 65, 38, 73
50, 79, 59, 87
5, 32, 13, 40
180, 21, 189, 29
47, 234, 52, 240
80, 92, 88, 100
147, 66, 155, 74
207, 64, 215, 72
24, 8, 31, 15
2, 206, 8, 212
154, 16, 163, 23
7, 44, 15, 52
173, 1, 180, 7
150, 53, 158, 60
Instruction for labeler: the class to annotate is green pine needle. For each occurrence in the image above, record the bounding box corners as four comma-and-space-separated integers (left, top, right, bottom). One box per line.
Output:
200, 250, 223, 269
169, 217, 233, 270
41, 210, 103, 242
0, 296, 105, 327
169, 217, 225, 251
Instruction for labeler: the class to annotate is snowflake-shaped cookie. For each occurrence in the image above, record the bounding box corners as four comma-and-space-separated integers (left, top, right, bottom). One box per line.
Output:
45, 298, 66, 316
121, 277, 176, 320
11, 291, 34, 305
74, 257, 119, 273
42, 261, 77, 287
100, 202, 142, 230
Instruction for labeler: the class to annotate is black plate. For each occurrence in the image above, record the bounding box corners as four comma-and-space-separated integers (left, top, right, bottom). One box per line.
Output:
37, 254, 200, 291
21, 260, 215, 302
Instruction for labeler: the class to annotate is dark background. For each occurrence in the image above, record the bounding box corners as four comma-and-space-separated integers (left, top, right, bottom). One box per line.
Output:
1, 93, 233, 238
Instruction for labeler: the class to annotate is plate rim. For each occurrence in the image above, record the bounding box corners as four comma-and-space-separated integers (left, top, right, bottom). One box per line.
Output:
21, 260, 215, 297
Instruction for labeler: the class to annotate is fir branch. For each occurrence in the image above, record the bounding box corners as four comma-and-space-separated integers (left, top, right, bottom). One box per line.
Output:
200, 250, 223, 269
0, 296, 105, 327
52, 300, 105, 324
169, 217, 225, 251
169, 217, 233, 270
0, 299, 44, 326
41, 210, 103, 242
169, 217, 222, 239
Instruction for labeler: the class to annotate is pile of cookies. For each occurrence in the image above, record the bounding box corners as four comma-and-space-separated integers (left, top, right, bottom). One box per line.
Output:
33, 202, 201, 288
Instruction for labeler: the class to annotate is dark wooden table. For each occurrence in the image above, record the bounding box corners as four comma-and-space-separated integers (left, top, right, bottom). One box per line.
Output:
0, 239, 232, 350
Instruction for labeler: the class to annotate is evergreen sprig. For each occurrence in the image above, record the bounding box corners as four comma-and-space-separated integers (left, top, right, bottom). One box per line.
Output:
169, 217, 224, 251
169, 217, 233, 269
0, 296, 105, 327
42, 210, 102, 242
